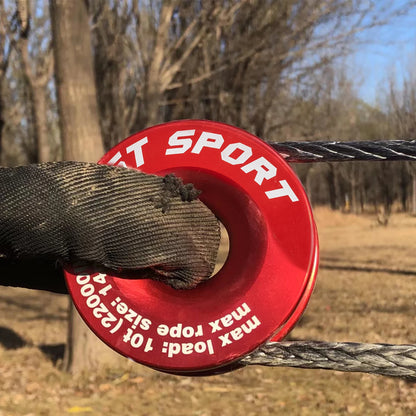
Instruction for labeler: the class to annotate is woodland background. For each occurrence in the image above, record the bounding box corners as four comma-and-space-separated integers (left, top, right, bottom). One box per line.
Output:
1, 0, 416, 220
1, 3, 416, 414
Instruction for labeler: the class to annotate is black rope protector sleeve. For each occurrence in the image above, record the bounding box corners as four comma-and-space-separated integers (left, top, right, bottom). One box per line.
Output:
0, 162, 220, 292
269, 140, 416, 162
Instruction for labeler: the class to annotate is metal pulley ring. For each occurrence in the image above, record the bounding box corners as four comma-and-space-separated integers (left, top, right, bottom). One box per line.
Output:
64, 120, 319, 375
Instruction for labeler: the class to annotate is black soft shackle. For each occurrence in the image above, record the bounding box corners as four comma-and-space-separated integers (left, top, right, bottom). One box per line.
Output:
0, 162, 220, 293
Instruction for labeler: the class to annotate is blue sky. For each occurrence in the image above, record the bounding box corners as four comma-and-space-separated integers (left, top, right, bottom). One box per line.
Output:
348, 4, 416, 104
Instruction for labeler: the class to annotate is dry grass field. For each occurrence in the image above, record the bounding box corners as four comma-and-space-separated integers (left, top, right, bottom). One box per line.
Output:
0, 207, 416, 415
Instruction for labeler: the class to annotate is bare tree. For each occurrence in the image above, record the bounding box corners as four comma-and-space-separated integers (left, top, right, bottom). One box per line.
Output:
0, 0, 14, 160
385, 75, 416, 215
50, 0, 125, 373
89, 0, 228, 147
15, 0, 53, 162
89, 0, 416, 151
166, 0, 416, 138
0, 0, 32, 165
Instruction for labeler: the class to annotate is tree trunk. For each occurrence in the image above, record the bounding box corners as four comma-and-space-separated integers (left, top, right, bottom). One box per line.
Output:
326, 164, 338, 210
143, 2, 174, 127
31, 84, 50, 162
399, 164, 410, 212
50, 0, 126, 373
0, 84, 4, 162
351, 179, 359, 214
50, 0, 103, 161
350, 164, 362, 215
17, 0, 51, 162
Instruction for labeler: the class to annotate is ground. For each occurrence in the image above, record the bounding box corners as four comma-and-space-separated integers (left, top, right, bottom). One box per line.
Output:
0, 207, 415, 415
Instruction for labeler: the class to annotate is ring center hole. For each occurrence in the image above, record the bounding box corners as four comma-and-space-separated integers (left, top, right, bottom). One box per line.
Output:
213, 222, 230, 275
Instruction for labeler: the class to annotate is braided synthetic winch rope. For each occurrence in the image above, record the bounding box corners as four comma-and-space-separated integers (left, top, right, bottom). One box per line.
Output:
270, 139, 416, 162
235, 139, 416, 380
241, 341, 416, 380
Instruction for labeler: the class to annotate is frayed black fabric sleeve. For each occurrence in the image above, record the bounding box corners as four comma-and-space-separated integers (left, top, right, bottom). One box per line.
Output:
0, 162, 220, 292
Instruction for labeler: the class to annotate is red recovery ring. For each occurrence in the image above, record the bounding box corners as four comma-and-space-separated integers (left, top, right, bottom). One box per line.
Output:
64, 120, 319, 375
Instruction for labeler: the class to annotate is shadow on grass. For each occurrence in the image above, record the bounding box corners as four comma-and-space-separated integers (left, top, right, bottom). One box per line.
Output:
0, 325, 65, 364
38, 343, 66, 365
0, 326, 27, 349
321, 262, 416, 276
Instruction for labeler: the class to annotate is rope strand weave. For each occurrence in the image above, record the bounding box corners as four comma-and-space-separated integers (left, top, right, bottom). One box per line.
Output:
269, 140, 416, 162
237, 139, 416, 379
240, 341, 416, 380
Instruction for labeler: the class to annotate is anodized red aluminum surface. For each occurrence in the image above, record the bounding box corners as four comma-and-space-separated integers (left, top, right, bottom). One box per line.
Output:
64, 120, 319, 374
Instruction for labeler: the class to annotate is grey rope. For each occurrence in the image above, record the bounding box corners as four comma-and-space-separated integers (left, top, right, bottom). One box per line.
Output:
240, 341, 416, 380
237, 139, 416, 379
269, 140, 416, 162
